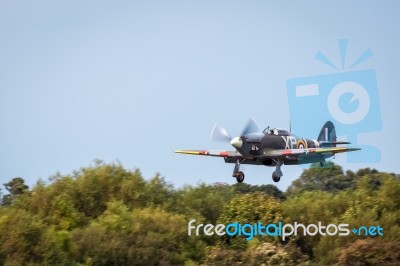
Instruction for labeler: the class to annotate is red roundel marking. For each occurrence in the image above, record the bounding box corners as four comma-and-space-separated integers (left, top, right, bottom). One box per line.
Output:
219, 151, 228, 157
199, 150, 209, 155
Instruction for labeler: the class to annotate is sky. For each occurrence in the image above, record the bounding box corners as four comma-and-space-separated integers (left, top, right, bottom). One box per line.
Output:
0, 1, 399, 192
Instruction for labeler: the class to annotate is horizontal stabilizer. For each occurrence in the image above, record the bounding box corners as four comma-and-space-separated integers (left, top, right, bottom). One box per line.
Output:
319, 140, 350, 147
332, 141, 351, 145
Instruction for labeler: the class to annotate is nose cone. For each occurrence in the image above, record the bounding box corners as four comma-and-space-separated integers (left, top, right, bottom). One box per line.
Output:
230, 137, 243, 149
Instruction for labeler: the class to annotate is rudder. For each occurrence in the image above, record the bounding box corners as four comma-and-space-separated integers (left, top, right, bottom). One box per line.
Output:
317, 121, 337, 147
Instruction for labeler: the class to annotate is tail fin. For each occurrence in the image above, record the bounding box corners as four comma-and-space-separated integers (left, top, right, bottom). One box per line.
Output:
317, 121, 337, 147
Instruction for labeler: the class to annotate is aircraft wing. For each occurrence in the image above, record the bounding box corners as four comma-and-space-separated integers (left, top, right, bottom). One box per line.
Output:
264, 147, 361, 158
174, 150, 243, 158
175, 147, 360, 166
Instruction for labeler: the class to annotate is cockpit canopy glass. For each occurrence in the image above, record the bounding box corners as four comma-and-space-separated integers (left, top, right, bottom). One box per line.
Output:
263, 127, 291, 136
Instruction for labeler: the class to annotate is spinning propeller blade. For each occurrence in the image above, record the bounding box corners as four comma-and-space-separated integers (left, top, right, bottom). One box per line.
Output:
210, 119, 260, 143
241, 118, 259, 135
210, 124, 232, 142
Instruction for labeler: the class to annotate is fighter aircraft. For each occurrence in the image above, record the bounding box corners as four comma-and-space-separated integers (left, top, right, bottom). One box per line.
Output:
175, 120, 360, 183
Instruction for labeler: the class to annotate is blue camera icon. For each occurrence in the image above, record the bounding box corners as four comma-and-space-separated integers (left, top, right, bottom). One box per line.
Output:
287, 69, 382, 163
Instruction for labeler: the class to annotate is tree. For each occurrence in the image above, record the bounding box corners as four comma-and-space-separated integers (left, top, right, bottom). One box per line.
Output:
283, 190, 338, 257
335, 239, 400, 266
143, 174, 176, 210
0, 161, 398, 265
218, 192, 286, 248
285, 172, 400, 265
2, 177, 29, 205
176, 183, 234, 224
286, 162, 355, 196
0, 209, 74, 265
233, 183, 285, 200
72, 203, 205, 265
68, 162, 149, 221
204, 238, 308, 265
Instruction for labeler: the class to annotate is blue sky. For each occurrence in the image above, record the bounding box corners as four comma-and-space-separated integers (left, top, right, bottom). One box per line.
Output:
1, 1, 399, 191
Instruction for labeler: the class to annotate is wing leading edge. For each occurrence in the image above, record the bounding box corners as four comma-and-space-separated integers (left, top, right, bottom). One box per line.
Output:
174, 150, 243, 158
264, 147, 361, 158
175, 146, 360, 159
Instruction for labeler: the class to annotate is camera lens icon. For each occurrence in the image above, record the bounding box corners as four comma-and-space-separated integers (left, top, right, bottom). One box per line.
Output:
286, 38, 382, 163
327, 81, 371, 125
286, 70, 380, 135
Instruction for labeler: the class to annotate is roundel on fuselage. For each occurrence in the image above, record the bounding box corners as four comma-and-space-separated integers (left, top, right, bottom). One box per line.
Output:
297, 139, 307, 149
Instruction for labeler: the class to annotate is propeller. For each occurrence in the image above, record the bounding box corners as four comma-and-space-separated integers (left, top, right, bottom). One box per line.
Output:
210, 118, 260, 143
241, 118, 259, 136
210, 124, 232, 142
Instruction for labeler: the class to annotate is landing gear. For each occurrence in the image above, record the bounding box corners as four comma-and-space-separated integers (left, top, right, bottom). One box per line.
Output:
272, 160, 283, 183
272, 173, 280, 182
320, 161, 325, 167
234, 171, 245, 183
232, 159, 245, 183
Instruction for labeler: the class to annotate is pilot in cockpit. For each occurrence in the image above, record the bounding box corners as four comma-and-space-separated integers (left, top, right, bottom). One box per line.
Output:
266, 127, 279, 135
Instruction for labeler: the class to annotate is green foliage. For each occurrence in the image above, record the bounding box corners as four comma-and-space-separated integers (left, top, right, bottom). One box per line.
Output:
246, 242, 308, 266
176, 183, 234, 224
218, 192, 286, 248
72, 202, 205, 265
335, 239, 400, 266
2, 177, 29, 205
285, 171, 400, 265
0, 209, 74, 265
286, 162, 354, 196
22, 163, 151, 229
0, 161, 398, 265
204, 242, 308, 265
233, 183, 286, 200
3, 177, 29, 195
71, 163, 142, 218
142, 174, 176, 210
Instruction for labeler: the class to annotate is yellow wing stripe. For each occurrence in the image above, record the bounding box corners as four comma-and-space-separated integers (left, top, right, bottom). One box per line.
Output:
174, 150, 237, 157
174, 150, 209, 155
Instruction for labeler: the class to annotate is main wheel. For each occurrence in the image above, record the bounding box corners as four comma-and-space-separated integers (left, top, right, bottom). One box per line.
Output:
272, 173, 280, 182
236, 171, 245, 183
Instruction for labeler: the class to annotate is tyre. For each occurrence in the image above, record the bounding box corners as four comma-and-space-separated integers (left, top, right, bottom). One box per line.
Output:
272, 173, 280, 182
236, 171, 245, 183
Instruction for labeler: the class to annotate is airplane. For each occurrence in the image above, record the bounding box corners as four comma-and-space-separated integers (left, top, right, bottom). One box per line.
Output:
175, 120, 360, 183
